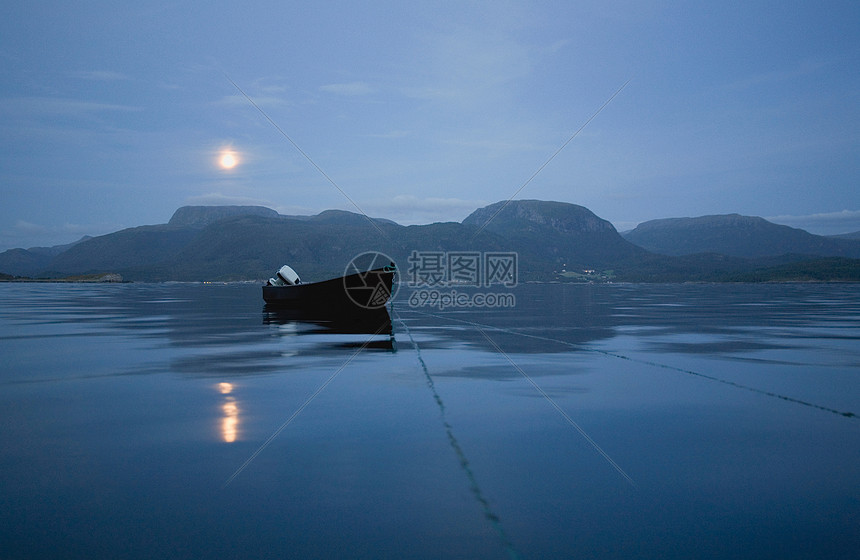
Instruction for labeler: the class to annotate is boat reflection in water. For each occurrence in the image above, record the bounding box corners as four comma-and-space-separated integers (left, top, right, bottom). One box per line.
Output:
263, 306, 396, 351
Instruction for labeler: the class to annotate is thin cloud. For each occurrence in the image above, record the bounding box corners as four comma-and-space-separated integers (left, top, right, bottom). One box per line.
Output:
68, 70, 131, 81
723, 58, 834, 91
10, 219, 50, 235
1, 219, 120, 251
403, 22, 534, 106
767, 210, 860, 235
184, 193, 275, 208
399, 86, 460, 101
366, 195, 489, 225
259, 84, 288, 94
273, 204, 323, 216
214, 93, 289, 108
366, 129, 410, 139
0, 97, 142, 117
319, 82, 374, 96
611, 220, 639, 234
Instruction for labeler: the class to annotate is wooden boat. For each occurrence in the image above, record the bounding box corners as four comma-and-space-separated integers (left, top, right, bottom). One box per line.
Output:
262, 264, 396, 313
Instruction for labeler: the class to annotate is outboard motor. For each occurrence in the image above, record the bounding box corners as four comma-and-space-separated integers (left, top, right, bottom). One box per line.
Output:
269, 264, 301, 286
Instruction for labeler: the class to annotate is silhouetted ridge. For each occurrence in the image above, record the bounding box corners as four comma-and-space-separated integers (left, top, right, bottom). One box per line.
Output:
168, 206, 279, 228
624, 214, 860, 258
2, 202, 858, 282
463, 199, 617, 234
463, 200, 646, 271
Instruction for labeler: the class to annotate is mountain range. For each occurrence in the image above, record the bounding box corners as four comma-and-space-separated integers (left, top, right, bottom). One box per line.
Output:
1, 201, 858, 283
622, 214, 860, 258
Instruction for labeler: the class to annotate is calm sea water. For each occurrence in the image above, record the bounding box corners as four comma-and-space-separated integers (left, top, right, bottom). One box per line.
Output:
1, 282, 858, 559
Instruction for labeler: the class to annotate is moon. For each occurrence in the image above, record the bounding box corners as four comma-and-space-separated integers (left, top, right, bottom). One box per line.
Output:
219, 150, 239, 170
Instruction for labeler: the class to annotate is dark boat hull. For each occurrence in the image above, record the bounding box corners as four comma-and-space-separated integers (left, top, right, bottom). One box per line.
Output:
262, 267, 395, 313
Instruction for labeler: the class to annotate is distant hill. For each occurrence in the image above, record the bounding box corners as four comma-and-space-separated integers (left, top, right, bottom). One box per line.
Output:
307, 209, 399, 226
0, 236, 91, 277
720, 257, 860, 282
28, 236, 92, 257
167, 205, 279, 228
462, 200, 647, 272
2, 203, 858, 282
45, 224, 200, 276
0, 207, 273, 279
1, 205, 509, 282
623, 214, 860, 258
142, 213, 400, 282
0, 248, 54, 278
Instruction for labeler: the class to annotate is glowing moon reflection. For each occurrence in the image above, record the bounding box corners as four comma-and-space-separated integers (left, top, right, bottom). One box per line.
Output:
217, 382, 239, 442
222, 399, 239, 443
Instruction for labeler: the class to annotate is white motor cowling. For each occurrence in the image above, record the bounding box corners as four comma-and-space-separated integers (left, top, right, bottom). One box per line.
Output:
274, 264, 300, 286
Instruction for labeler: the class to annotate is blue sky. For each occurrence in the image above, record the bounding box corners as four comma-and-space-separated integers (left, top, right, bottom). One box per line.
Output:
1, 1, 858, 250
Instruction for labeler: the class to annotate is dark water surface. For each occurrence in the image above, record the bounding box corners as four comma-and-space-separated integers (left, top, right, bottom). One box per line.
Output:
1, 282, 858, 559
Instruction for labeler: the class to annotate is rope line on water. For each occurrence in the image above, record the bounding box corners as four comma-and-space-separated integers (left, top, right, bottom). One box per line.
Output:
409, 308, 857, 420
393, 307, 522, 560
477, 326, 636, 488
